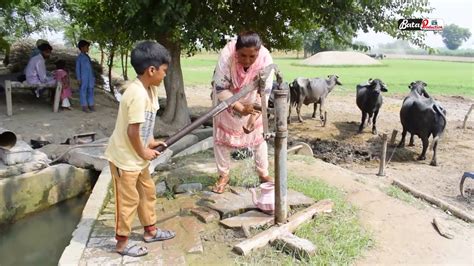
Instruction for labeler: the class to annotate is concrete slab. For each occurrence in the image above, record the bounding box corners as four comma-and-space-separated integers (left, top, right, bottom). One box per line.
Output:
203, 187, 315, 218
220, 210, 274, 229
190, 207, 220, 223
190, 127, 213, 140
66, 144, 107, 171
174, 136, 213, 158
167, 135, 199, 154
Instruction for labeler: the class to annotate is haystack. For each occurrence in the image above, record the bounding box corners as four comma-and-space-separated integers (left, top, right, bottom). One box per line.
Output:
8, 39, 103, 84
301, 51, 382, 66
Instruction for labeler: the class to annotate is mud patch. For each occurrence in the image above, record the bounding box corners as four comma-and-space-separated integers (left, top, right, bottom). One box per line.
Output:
298, 138, 375, 164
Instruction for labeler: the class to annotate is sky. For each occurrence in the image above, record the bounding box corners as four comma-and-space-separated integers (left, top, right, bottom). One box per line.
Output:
354, 0, 474, 49
35, 0, 473, 49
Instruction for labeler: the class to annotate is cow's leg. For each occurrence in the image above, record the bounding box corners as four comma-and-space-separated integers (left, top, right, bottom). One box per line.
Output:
312, 103, 317, 118
367, 112, 373, 126
430, 134, 439, 166
398, 128, 407, 147
297, 102, 304, 123
372, 110, 379, 135
417, 137, 428, 161
358, 112, 367, 133
408, 134, 415, 146
320, 98, 327, 127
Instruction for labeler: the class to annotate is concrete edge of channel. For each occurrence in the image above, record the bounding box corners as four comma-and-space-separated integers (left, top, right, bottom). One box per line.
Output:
58, 132, 214, 265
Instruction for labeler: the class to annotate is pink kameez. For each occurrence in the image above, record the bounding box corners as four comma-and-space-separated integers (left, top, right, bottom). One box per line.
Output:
54, 69, 72, 108
212, 41, 274, 177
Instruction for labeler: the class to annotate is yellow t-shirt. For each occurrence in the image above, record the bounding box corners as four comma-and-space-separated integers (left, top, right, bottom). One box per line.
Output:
105, 79, 160, 171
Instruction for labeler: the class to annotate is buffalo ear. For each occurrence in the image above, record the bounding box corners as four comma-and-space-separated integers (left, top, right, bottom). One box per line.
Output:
327, 75, 331, 78
368, 78, 373, 84
381, 86, 388, 92
422, 82, 427, 87
336, 75, 339, 79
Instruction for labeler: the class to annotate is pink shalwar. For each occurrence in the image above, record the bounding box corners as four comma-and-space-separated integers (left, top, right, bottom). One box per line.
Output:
212, 40, 274, 177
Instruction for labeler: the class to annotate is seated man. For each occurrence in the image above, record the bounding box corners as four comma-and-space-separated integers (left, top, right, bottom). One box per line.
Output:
24, 43, 56, 98
30, 39, 50, 58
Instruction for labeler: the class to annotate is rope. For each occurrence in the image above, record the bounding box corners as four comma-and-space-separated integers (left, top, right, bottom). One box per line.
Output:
385, 144, 398, 166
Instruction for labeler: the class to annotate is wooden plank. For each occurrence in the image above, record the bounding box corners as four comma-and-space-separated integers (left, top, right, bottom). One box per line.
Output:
377, 133, 388, 176
53, 82, 61, 113
5, 80, 12, 116
233, 199, 333, 256
463, 104, 473, 130
389, 129, 398, 146
392, 179, 474, 223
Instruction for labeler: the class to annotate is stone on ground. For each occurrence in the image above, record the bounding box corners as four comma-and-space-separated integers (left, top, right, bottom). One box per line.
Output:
220, 210, 274, 229
190, 207, 220, 223
271, 232, 317, 260
174, 182, 203, 194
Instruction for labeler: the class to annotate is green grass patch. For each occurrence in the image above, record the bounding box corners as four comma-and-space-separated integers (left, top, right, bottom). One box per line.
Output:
287, 154, 314, 165
186, 175, 216, 187
228, 157, 261, 188
385, 185, 416, 204
94, 50, 474, 98
291, 63, 390, 68
237, 175, 373, 265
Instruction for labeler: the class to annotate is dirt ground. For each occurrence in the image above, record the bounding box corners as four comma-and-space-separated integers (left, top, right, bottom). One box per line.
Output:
185, 85, 474, 213
286, 93, 474, 213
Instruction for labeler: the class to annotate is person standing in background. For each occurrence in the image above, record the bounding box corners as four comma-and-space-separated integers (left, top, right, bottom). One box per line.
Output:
76, 40, 96, 113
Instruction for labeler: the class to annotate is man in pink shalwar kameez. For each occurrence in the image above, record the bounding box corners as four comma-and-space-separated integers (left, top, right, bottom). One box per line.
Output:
211, 31, 274, 194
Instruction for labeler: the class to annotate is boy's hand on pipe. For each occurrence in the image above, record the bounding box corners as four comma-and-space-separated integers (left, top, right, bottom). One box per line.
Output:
141, 148, 160, 161
148, 139, 167, 150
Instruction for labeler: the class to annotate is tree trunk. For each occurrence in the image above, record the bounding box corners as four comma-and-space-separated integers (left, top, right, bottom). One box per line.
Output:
107, 46, 116, 95
100, 46, 105, 69
120, 49, 125, 79
3, 44, 10, 66
157, 40, 191, 136
124, 50, 129, 81
304, 48, 309, 59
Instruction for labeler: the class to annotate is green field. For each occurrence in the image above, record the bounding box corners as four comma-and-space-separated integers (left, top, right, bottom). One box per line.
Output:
108, 53, 474, 98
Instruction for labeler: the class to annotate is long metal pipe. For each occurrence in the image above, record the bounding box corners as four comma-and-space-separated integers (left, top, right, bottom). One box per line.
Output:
274, 84, 289, 223
155, 64, 279, 153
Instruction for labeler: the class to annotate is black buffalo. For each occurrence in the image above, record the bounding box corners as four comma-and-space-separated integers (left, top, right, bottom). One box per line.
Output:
356, 78, 388, 134
398, 81, 447, 166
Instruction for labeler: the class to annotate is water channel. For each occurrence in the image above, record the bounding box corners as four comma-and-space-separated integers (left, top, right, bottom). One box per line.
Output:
0, 193, 89, 266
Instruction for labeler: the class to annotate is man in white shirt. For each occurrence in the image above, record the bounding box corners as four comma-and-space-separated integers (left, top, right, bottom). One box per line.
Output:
24, 43, 56, 98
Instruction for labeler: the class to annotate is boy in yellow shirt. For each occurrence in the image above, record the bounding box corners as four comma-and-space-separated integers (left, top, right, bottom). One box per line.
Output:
105, 41, 175, 257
